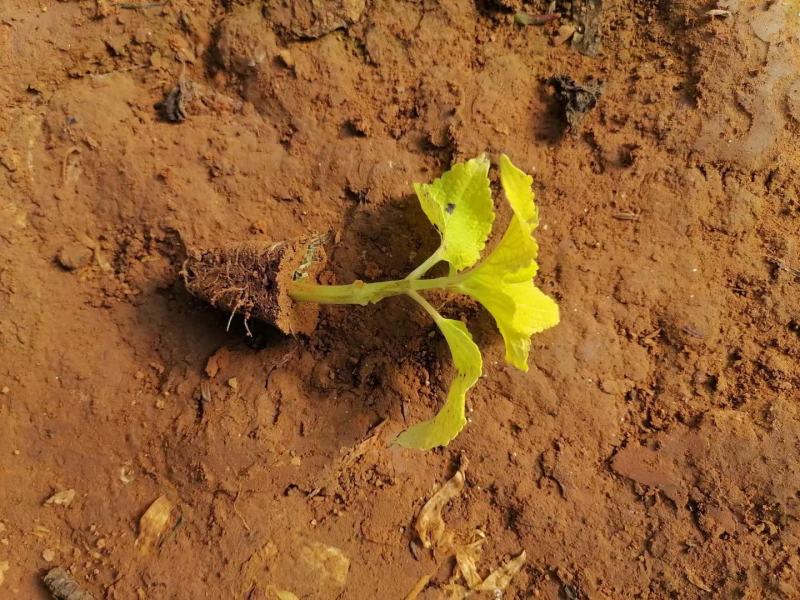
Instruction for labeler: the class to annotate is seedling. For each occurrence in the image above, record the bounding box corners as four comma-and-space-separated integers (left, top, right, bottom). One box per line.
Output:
183, 155, 559, 449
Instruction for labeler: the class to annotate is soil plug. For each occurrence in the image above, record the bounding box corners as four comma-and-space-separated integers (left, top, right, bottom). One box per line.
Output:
42, 567, 95, 600
181, 236, 327, 336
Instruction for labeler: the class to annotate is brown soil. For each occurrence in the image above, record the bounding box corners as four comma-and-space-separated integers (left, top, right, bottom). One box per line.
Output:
1, 1, 798, 598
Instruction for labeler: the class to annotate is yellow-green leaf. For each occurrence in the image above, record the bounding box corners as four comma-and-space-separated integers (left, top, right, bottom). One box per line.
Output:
459, 277, 558, 371
414, 155, 494, 272
457, 154, 559, 371
394, 314, 482, 450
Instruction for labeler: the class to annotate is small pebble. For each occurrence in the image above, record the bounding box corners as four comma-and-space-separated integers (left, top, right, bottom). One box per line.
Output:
277, 49, 295, 68
56, 244, 92, 271
42, 549, 55, 562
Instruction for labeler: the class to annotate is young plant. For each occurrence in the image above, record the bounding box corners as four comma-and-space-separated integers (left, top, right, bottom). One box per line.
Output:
288, 154, 559, 449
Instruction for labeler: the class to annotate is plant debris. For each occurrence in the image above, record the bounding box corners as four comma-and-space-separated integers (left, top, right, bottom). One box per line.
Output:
134, 495, 176, 555
0, 561, 8, 588
475, 551, 527, 592
42, 567, 96, 600
156, 78, 193, 123
415, 462, 467, 549
412, 461, 527, 595
547, 75, 603, 129
266, 589, 299, 600
453, 532, 485, 588
44, 489, 77, 507
299, 542, 350, 587
561, 0, 603, 55
403, 575, 432, 600
241, 542, 280, 596
514, 12, 559, 26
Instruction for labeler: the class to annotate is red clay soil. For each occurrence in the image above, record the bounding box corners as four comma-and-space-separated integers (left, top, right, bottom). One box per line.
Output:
1, 1, 799, 598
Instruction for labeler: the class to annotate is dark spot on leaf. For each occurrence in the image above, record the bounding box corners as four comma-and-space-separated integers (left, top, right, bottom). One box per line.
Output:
446, 203, 456, 214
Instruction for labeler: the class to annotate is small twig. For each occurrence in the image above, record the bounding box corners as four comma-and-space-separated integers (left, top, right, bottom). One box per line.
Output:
767, 256, 800, 278
612, 212, 640, 221
264, 346, 299, 390
117, 1, 169, 9
514, 12, 559, 26
233, 490, 251, 532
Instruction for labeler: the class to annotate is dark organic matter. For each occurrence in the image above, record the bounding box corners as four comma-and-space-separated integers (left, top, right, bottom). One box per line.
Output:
547, 75, 603, 129
42, 568, 96, 600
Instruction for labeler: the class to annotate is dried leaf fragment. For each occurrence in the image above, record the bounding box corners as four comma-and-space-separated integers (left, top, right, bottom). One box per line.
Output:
442, 583, 469, 599
266, 587, 300, 600
474, 551, 527, 592
42, 567, 96, 600
242, 542, 278, 596
453, 535, 485, 588
685, 567, 713, 593
403, 575, 431, 600
135, 495, 175, 555
299, 542, 350, 587
0, 561, 8, 587
45, 489, 76, 507
416, 466, 466, 549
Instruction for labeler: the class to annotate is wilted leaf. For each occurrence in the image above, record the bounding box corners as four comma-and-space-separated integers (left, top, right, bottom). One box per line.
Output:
415, 465, 466, 549
474, 550, 527, 592
45, 489, 76, 508
135, 495, 175, 555
299, 542, 350, 587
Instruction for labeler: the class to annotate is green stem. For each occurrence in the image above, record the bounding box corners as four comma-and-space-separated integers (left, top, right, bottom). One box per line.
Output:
407, 290, 443, 323
288, 272, 473, 305
288, 279, 402, 305
289, 268, 476, 305
405, 247, 443, 280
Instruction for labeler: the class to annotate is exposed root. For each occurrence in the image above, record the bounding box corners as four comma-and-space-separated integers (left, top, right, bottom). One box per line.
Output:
182, 236, 326, 335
